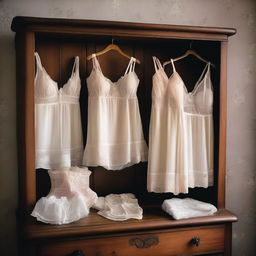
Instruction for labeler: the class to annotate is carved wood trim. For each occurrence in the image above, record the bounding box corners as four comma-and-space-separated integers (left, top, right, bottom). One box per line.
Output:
129, 236, 159, 248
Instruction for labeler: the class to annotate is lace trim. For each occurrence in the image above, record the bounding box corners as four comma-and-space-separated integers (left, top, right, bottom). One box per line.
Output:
35, 95, 79, 104
148, 169, 213, 175
83, 141, 148, 170
184, 112, 212, 117
36, 148, 83, 169
89, 96, 138, 100
148, 169, 214, 194
85, 140, 147, 147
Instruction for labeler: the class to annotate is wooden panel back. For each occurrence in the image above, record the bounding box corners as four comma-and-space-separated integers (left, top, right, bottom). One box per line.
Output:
35, 34, 221, 206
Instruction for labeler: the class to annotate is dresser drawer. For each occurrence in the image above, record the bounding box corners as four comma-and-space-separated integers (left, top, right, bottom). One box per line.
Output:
38, 225, 225, 256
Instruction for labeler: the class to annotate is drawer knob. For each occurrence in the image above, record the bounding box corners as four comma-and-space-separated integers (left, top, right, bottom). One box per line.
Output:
190, 237, 200, 247
129, 236, 159, 249
68, 249, 85, 256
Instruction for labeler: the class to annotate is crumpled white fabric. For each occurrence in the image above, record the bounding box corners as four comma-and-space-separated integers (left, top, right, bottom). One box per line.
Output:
93, 193, 143, 221
162, 198, 217, 220
92, 196, 106, 211
31, 166, 97, 225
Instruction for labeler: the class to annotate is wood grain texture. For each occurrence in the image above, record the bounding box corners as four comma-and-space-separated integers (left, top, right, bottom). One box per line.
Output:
224, 223, 232, 256
34, 225, 226, 256
10, 17, 236, 43
16, 30, 36, 215
11, 16, 236, 38
23, 208, 237, 240
218, 41, 228, 208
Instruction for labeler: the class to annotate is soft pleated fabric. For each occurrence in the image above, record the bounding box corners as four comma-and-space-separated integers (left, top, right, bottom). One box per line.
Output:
31, 195, 89, 225
147, 57, 213, 194
95, 193, 143, 221
48, 167, 98, 208
162, 198, 217, 220
83, 54, 148, 170
34, 52, 83, 169
31, 166, 97, 225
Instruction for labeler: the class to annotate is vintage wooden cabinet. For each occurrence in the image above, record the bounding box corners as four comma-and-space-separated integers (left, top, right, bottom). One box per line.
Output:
12, 17, 237, 256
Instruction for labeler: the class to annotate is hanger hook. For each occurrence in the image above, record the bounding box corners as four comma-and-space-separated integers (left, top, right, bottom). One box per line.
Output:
111, 37, 114, 45
189, 40, 193, 49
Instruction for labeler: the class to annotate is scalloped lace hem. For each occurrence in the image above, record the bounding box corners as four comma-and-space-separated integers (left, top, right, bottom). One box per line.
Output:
36, 148, 83, 169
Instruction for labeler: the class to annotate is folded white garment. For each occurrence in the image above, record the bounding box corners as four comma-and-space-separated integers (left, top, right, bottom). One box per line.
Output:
31, 195, 89, 225
96, 193, 143, 221
162, 198, 217, 220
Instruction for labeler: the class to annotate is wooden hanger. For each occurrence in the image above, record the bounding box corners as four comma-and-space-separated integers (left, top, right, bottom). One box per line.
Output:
87, 39, 141, 64
163, 42, 215, 68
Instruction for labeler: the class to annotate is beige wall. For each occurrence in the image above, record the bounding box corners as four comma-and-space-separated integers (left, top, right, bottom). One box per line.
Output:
0, 0, 255, 255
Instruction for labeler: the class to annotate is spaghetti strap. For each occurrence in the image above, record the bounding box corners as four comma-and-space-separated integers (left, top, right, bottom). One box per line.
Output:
193, 62, 210, 93
170, 59, 176, 72
34, 52, 43, 77
125, 57, 136, 75
72, 56, 79, 76
131, 57, 136, 72
34, 52, 42, 67
92, 54, 102, 72
152, 56, 164, 72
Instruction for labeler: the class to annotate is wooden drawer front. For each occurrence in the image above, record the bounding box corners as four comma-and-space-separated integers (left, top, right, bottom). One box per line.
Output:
39, 225, 225, 256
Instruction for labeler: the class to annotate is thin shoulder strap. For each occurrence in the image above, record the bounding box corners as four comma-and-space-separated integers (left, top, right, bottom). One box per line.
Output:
205, 62, 212, 89
152, 56, 164, 72
34, 52, 43, 76
170, 59, 176, 72
91, 53, 102, 72
72, 56, 79, 76
194, 62, 210, 90
125, 57, 136, 75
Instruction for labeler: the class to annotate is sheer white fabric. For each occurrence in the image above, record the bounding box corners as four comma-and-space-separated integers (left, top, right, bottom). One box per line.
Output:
162, 198, 217, 220
34, 53, 83, 169
147, 57, 213, 194
31, 195, 89, 225
83, 54, 148, 170
47, 167, 98, 208
31, 167, 97, 225
95, 193, 143, 221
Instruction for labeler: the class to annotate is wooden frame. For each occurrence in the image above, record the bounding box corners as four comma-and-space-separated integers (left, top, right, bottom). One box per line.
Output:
12, 17, 237, 256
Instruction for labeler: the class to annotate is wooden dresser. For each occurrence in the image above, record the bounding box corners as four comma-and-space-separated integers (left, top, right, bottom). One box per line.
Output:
11, 17, 237, 256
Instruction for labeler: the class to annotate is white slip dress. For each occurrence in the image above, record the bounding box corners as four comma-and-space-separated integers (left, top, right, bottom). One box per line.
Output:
183, 62, 214, 188
82, 54, 148, 170
147, 57, 188, 194
34, 53, 83, 169
147, 57, 213, 194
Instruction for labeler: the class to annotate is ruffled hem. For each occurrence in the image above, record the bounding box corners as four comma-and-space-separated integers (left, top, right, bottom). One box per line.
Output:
83, 141, 148, 170
31, 195, 89, 225
147, 170, 213, 195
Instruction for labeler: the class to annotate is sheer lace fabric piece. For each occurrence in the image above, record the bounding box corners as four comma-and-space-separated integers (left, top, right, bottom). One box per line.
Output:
147, 57, 213, 194
34, 53, 83, 169
31, 166, 97, 225
162, 198, 217, 220
31, 195, 89, 225
48, 167, 97, 207
94, 193, 143, 221
83, 55, 148, 170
